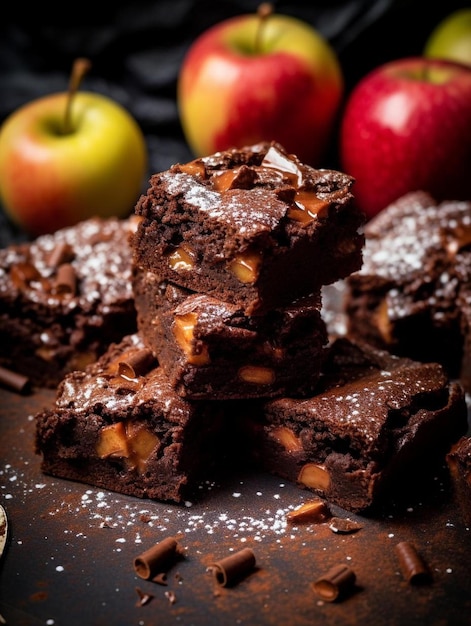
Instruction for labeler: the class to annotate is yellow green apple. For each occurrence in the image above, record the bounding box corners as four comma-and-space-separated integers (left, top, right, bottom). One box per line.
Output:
424, 9, 471, 67
177, 4, 343, 166
0, 61, 148, 236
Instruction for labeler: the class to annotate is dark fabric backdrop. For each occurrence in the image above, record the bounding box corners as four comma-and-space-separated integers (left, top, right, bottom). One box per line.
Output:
0, 0, 468, 244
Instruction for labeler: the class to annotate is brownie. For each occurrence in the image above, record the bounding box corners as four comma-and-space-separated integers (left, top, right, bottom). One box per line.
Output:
0, 216, 138, 388
132, 141, 364, 315
247, 337, 468, 513
133, 267, 328, 400
446, 436, 471, 527
344, 191, 471, 388
34, 334, 228, 503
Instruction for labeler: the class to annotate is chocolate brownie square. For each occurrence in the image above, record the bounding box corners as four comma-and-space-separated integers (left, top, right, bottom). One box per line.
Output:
34, 334, 228, 503
345, 191, 471, 388
247, 337, 467, 513
446, 436, 471, 527
0, 216, 138, 388
132, 141, 364, 315
133, 268, 328, 400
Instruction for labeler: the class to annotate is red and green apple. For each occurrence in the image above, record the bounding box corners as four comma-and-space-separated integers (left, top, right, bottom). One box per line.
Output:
177, 4, 343, 166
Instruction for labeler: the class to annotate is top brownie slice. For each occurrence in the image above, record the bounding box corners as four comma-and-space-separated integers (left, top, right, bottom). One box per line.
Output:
344, 191, 471, 387
132, 141, 364, 315
0, 216, 138, 388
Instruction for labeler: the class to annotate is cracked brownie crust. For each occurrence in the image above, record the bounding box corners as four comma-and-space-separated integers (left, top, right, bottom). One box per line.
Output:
132, 141, 364, 315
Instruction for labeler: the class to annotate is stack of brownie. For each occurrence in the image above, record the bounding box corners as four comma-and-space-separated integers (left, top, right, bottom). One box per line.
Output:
34, 143, 468, 513
130, 141, 364, 401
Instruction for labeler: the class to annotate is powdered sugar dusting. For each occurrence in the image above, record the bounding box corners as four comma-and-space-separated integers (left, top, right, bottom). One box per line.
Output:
1, 455, 306, 545
41, 481, 298, 542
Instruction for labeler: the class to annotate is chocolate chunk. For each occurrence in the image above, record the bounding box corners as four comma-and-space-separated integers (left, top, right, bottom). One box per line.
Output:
47, 242, 75, 268
286, 500, 330, 524
328, 517, 362, 534
135, 587, 154, 607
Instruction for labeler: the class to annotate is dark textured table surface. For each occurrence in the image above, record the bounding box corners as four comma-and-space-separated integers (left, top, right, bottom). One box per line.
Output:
0, 385, 470, 626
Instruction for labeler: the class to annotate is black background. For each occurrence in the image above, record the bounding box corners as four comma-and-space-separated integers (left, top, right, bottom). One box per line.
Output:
0, 0, 468, 245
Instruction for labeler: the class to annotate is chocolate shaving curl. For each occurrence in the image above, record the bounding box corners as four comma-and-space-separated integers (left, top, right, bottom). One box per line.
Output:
312, 564, 357, 602
54, 263, 76, 295
395, 541, 432, 585
118, 348, 155, 379
0, 365, 30, 394
133, 537, 184, 581
209, 548, 256, 587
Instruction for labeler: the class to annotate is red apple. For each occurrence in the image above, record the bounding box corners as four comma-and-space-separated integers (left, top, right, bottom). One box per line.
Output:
339, 56, 471, 219
0, 59, 148, 236
177, 4, 343, 166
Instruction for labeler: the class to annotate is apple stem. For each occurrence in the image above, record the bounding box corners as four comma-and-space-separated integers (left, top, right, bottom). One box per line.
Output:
255, 3, 273, 54
63, 58, 91, 135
